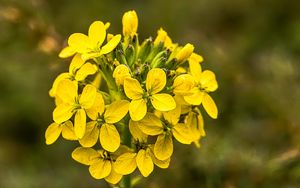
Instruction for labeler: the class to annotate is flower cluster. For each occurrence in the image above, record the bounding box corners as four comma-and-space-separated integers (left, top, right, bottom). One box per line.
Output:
45, 10, 218, 186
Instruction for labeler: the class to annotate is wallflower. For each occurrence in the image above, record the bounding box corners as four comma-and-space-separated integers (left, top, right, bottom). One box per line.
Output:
52, 80, 96, 138
80, 92, 129, 152
72, 147, 124, 184
49, 54, 97, 97
113, 120, 170, 177
137, 111, 192, 160
46, 10, 219, 186
60, 21, 121, 60
184, 60, 218, 119
123, 68, 176, 121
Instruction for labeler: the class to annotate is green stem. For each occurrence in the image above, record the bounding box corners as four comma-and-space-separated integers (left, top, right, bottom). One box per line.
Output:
96, 57, 132, 188
122, 175, 132, 188
121, 117, 132, 188
97, 60, 122, 101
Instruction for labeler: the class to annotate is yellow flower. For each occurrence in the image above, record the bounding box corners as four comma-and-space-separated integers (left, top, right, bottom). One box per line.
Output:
61, 21, 121, 60
49, 54, 98, 97
52, 80, 97, 139
113, 64, 131, 86
114, 147, 170, 177
72, 147, 124, 184
45, 121, 77, 145
122, 10, 138, 37
79, 93, 129, 152
154, 28, 177, 50
113, 120, 170, 177
123, 68, 176, 121
184, 61, 218, 119
175, 43, 194, 63
137, 112, 192, 160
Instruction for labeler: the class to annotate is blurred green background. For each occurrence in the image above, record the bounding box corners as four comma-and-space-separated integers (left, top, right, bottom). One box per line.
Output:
1, 0, 300, 187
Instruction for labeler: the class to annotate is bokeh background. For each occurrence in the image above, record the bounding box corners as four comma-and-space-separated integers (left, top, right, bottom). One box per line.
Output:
1, 0, 300, 187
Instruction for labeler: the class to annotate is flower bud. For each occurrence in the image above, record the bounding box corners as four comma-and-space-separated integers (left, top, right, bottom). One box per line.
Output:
175, 43, 194, 63
113, 64, 131, 86
122, 10, 138, 37
154, 28, 176, 50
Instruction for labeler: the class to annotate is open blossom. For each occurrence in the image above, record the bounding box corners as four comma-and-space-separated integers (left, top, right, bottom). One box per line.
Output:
45, 10, 218, 186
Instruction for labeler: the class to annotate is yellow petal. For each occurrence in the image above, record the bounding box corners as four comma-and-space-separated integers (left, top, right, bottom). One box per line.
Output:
69, 54, 85, 74
79, 121, 99, 147
75, 63, 98, 81
151, 152, 170, 169
104, 167, 123, 184
200, 70, 218, 92
61, 121, 77, 140
183, 88, 204, 105
162, 103, 181, 125
74, 109, 86, 139
91, 73, 102, 88
151, 93, 176, 111
53, 104, 74, 124
86, 92, 105, 120
136, 149, 154, 177
68, 33, 91, 53
172, 123, 193, 144
123, 78, 143, 100
113, 145, 133, 157
49, 73, 70, 97
114, 153, 137, 175
101, 34, 121, 54
129, 99, 147, 121
189, 60, 202, 83
59, 46, 76, 58
202, 93, 218, 119
56, 79, 78, 104
100, 124, 120, 152
45, 122, 62, 145
89, 158, 112, 179
122, 10, 138, 37
138, 113, 164, 136
113, 64, 131, 86
71, 147, 100, 165
104, 100, 129, 124
197, 112, 206, 137
173, 74, 195, 95
79, 84, 97, 109
81, 51, 103, 61
176, 67, 187, 74
88, 21, 106, 48
188, 52, 204, 63
154, 134, 173, 160
129, 120, 147, 142
174, 95, 191, 114
186, 111, 201, 142
146, 68, 166, 94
